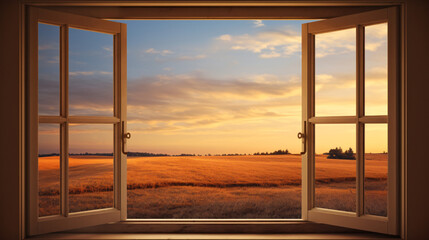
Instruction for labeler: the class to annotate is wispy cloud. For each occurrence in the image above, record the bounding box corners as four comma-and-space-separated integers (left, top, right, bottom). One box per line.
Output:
178, 54, 207, 60
216, 29, 301, 58
103, 46, 112, 52
69, 71, 112, 76
259, 51, 281, 59
124, 73, 301, 133
217, 34, 232, 41
102, 46, 113, 56
145, 48, 174, 56
253, 20, 265, 28
69, 71, 95, 76
38, 44, 58, 51
46, 56, 59, 64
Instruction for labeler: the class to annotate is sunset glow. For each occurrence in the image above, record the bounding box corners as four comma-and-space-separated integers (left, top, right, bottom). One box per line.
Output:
38, 21, 387, 155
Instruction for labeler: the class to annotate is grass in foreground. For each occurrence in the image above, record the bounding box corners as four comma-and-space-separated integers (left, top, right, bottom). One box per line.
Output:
38, 154, 387, 218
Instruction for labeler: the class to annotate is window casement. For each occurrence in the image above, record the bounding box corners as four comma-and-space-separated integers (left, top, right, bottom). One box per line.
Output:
27, 7, 127, 235
301, 8, 399, 235
26, 5, 401, 237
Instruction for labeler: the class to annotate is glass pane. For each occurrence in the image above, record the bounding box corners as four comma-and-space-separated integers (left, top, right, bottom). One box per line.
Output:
38, 23, 60, 116
69, 28, 114, 116
68, 124, 114, 213
315, 124, 356, 212
315, 28, 356, 116
365, 124, 388, 216
38, 124, 60, 217
365, 23, 388, 116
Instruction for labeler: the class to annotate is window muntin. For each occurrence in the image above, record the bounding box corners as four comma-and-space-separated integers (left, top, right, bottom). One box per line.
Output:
28, 7, 126, 235
27, 6, 400, 236
309, 22, 389, 216
303, 7, 399, 235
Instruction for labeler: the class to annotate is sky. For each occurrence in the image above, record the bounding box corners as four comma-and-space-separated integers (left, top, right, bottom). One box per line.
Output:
37, 20, 388, 155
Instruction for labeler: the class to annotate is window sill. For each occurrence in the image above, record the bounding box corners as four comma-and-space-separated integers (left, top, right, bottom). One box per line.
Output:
27, 233, 400, 240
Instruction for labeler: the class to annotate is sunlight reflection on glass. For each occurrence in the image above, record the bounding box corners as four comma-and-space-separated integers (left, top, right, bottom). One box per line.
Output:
315, 28, 356, 116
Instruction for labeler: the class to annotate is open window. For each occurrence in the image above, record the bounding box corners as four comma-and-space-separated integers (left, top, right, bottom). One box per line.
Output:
301, 7, 399, 234
26, 5, 400, 237
27, 7, 127, 235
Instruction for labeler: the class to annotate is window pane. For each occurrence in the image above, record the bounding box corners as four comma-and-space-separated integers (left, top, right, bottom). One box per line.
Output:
69, 28, 114, 116
315, 28, 356, 116
38, 124, 60, 217
68, 124, 114, 213
365, 23, 388, 116
315, 124, 356, 212
38, 23, 60, 116
365, 124, 388, 216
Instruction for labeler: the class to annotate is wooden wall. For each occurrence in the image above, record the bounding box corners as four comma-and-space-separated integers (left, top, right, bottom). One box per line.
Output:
1, 1, 429, 239
0, 0, 22, 239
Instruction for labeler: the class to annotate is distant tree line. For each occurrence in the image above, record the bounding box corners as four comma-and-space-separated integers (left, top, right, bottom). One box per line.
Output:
40, 149, 292, 158
326, 147, 355, 160
38, 152, 113, 157
254, 149, 290, 155
38, 153, 60, 157
127, 152, 169, 157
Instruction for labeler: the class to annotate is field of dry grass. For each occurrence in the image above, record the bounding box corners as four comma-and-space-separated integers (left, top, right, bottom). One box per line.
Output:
38, 154, 387, 218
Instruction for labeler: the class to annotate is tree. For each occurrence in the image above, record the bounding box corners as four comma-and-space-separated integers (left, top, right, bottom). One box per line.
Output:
327, 147, 355, 160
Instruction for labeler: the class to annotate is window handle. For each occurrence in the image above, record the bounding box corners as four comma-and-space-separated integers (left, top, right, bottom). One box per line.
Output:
298, 121, 306, 155
122, 121, 131, 155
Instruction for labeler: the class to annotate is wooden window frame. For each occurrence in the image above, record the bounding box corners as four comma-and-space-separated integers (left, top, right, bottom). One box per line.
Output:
26, 7, 127, 236
301, 7, 399, 235
21, 1, 405, 237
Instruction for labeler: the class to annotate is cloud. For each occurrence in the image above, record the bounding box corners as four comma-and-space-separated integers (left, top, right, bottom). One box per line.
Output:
69, 71, 112, 76
125, 73, 301, 133
315, 28, 356, 58
145, 48, 174, 56
163, 67, 172, 71
216, 23, 387, 60
38, 44, 57, 51
46, 56, 59, 64
178, 54, 207, 60
315, 24, 387, 58
216, 28, 301, 58
103, 46, 112, 52
217, 34, 232, 41
365, 23, 387, 52
259, 51, 281, 59
41, 71, 301, 125
69, 71, 95, 76
253, 20, 265, 28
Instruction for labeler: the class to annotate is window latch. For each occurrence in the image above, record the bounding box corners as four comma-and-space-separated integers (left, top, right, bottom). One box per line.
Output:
298, 121, 306, 155
122, 121, 131, 155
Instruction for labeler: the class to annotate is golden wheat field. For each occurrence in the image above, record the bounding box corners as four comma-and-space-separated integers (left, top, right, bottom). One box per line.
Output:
38, 154, 387, 218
